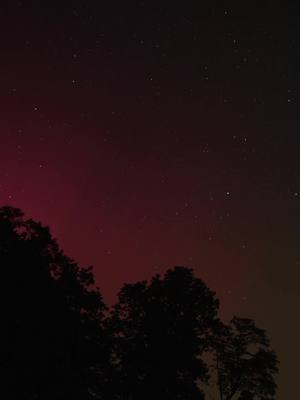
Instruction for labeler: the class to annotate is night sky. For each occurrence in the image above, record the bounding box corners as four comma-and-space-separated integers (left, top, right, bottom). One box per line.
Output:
1, 3, 299, 398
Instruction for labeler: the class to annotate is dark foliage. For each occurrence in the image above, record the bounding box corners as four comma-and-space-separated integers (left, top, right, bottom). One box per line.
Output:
0, 207, 278, 400
0, 206, 110, 399
109, 267, 220, 399
210, 317, 279, 400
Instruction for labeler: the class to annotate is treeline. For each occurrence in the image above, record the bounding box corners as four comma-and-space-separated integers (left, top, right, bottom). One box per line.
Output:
0, 207, 278, 400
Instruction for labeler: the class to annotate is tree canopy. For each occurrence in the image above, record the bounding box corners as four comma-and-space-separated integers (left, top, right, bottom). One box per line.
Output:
210, 317, 278, 400
0, 206, 109, 399
109, 267, 219, 399
0, 206, 278, 400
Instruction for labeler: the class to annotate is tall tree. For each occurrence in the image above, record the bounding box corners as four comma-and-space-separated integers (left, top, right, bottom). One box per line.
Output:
110, 266, 220, 400
210, 317, 278, 400
0, 206, 110, 399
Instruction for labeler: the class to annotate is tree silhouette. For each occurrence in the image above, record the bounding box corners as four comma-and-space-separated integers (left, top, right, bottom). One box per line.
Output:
0, 206, 110, 399
210, 317, 278, 400
109, 267, 220, 400
0, 206, 279, 400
